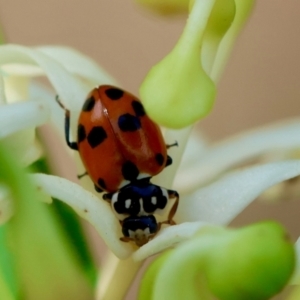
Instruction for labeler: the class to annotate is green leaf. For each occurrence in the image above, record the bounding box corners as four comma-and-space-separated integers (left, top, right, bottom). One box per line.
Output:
0, 226, 18, 299
0, 270, 15, 300
0, 142, 94, 300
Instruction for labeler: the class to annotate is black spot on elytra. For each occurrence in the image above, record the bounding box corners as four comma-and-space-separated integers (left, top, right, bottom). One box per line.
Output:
132, 100, 145, 117
166, 155, 173, 167
82, 96, 95, 111
118, 114, 141, 131
105, 88, 124, 100
122, 161, 139, 181
77, 124, 86, 143
97, 178, 107, 190
94, 184, 103, 193
155, 153, 165, 166
87, 126, 107, 148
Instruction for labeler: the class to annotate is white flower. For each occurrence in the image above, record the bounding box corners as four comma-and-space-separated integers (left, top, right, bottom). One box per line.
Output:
2, 1, 299, 299
1, 43, 300, 262
1, 43, 300, 300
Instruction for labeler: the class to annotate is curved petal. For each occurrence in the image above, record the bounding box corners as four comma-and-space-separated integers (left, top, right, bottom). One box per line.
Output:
177, 160, 300, 225
1, 64, 44, 77
0, 44, 90, 111
29, 82, 66, 136
175, 119, 300, 194
2, 130, 42, 167
153, 126, 193, 188
0, 100, 49, 166
0, 75, 5, 104
31, 173, 133, 259
177, 129, 208, 172
37, 46, 117, 86
0, 100, 50, 139
133, 221, 212, 261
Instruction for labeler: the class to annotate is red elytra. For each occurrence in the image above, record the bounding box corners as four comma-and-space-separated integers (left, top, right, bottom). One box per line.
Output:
76, 85, 169, 193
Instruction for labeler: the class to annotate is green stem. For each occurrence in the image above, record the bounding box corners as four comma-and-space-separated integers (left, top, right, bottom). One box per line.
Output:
96, 252, 143, 300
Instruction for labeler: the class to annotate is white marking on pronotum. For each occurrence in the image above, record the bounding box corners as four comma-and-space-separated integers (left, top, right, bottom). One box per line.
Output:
125, 199, 131, 209
151, 196, 157, 205
154, 187, 170, 216
110, 192, 126, 221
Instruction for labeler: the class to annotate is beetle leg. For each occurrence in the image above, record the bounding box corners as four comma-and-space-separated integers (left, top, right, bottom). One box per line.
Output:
119, 220, 131, 243
102, 192, 113, 202
165, 141, 178, 167
77, 171, 88, 179
56, 95, 78, 151
150, 222, 162, 238
162, 190, 179, 225
120, 236, 133, 243
166, 141, 178, 149
165, 155, 173, 167
94, 184, 103, 193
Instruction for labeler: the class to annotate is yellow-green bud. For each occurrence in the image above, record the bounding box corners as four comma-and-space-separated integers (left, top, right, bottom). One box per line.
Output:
134, 0, 190, 15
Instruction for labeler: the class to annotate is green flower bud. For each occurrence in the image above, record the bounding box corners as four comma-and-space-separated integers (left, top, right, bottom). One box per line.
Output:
140, 0, 217, 128
138, 252, 172, 300
134, 0, 189, 15
211, 0, 255, 80
139, 0, 255, 128
140, 222, 295, 300
202, 0, 236, 73
287, 286, 300, 300
206, 222, 295, 300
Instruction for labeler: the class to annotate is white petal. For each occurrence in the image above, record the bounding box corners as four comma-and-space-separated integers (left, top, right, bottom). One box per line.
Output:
0, 100, 50, 139
0, 100, 49, 166
2, 130, 43, 167
177, 129, 208, 173
29, 82, 65, 136
3, 76, 30, 103
176, 160, 300, 225
175, 119, 300, 194
2, 64, 44, 76
0, 75, 5, 104
133, 222, 212, 261
0, 44, 90, 111
31, 174, 133, 259
37, 46, 117, 86
153, 126, 193, 189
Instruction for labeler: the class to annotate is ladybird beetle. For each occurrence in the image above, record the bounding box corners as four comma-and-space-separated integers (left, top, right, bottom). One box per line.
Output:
57, 85, 179, 246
